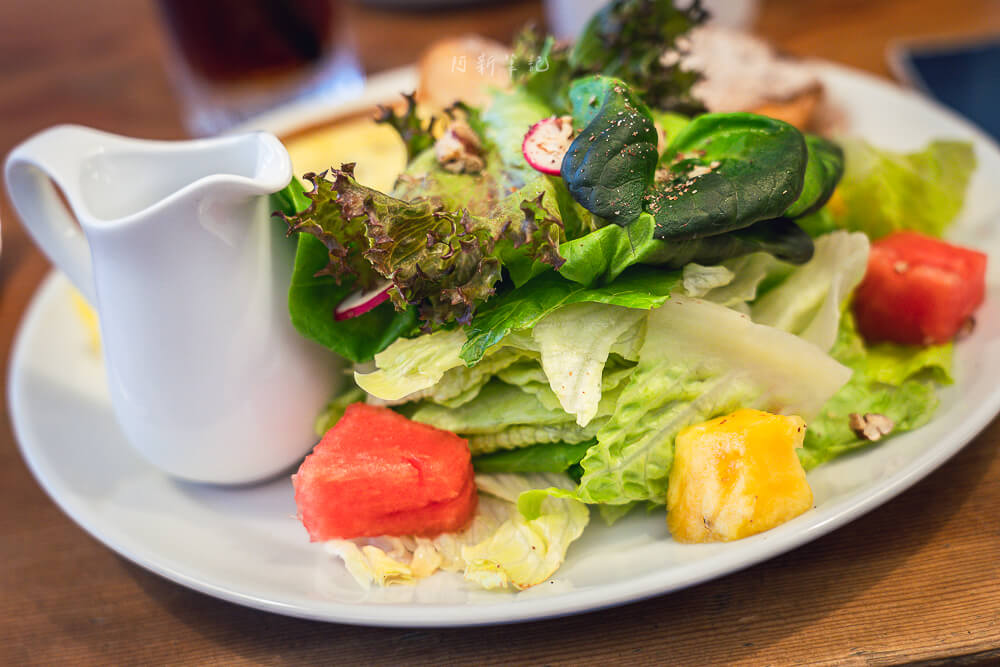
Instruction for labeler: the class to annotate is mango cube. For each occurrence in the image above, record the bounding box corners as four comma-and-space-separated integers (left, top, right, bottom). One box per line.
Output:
667, 409, 813, 542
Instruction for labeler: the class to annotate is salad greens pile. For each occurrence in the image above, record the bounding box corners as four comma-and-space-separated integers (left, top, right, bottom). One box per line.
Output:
276, 0, 976, 589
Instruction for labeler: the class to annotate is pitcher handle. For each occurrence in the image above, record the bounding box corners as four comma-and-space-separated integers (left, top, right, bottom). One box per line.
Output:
5, 125, 97, 303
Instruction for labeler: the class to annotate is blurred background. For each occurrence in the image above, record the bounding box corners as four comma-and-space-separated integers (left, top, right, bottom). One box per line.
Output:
1, 2, 1000, 662
2, 0, 998, 141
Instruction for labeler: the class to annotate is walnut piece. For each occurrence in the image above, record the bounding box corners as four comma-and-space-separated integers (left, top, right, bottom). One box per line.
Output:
434, 120, 485, 174
848, 412, 895, 442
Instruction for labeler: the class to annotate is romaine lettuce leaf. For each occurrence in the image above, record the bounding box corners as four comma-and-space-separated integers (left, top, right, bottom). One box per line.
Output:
531, 302, 647, 426
751, 231, 870, 351
468, 422, 604, 453
829, 139, 975, 239
355, 328, 466, 401
576, 296, 852, 504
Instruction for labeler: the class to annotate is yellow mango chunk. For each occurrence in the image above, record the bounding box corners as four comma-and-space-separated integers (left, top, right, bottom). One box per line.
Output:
667, 409, 813, 543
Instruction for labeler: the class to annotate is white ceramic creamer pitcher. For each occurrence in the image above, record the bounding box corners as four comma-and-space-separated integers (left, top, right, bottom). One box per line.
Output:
5, 125, 338, 484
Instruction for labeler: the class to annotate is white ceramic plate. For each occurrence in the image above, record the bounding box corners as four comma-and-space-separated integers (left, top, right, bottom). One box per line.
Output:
10, 64, 1000, 627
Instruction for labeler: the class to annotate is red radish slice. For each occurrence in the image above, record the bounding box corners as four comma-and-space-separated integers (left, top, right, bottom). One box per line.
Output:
523, 115, 575, 175
334, 280, 392, 320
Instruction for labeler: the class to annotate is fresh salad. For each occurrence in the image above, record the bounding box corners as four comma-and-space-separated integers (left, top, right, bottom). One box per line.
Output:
273, 0, 984, 591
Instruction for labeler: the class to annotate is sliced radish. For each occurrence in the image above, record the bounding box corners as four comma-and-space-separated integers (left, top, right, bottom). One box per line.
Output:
334, 280, 393, 321
522, 115, 575, 175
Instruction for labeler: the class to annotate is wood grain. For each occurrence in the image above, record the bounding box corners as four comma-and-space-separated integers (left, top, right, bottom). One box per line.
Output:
2, 1, 999, 664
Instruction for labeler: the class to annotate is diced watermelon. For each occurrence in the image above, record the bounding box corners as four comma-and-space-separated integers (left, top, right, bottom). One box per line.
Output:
293, 403, 477, 540
853, 231, 987, 345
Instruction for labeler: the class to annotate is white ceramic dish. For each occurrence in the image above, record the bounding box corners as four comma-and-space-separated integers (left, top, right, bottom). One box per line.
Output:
9, 64, 1000, 627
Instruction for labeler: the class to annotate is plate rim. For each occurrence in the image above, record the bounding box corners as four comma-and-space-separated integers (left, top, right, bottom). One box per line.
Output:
9, 61, 1000, 627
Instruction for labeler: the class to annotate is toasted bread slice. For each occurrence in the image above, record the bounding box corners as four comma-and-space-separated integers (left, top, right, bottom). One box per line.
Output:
751, 85, 824, 131
417, 35, 511, 110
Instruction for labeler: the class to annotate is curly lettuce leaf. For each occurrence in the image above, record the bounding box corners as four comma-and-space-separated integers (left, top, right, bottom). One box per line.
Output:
829, 139, 975, 239
283, 166, 565, 327
800, 313, 954, 469
285, 223, 419, 363
374, 91, 437, 164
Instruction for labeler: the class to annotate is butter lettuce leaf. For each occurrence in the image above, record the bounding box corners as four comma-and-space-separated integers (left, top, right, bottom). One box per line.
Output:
800, 313, 953, 468
556, 214, 813, 287
829, 139, 975, 239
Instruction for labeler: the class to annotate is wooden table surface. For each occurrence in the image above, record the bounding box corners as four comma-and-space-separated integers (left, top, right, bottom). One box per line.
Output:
2, 1, 999, 664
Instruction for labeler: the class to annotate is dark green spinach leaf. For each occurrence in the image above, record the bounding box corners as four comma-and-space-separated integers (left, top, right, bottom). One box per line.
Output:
785, 134, 845, 218
472, 439, 596, 474
560, 76, 659, 226
647, 112, 808, 239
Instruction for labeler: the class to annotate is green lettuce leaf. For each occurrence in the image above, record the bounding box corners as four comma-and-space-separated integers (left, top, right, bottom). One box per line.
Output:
556, 213, 814, 286
531, 302, 647, 426
461, 266, 682, 365
481, 88, 556, 190
800, 312, 954, 469
463, 473, 590, 590
751, 230, 870, 351
829, 139, 975, 239
576, 296, 852, 504
355, 328, 466, 401
286, 231, 420, 363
